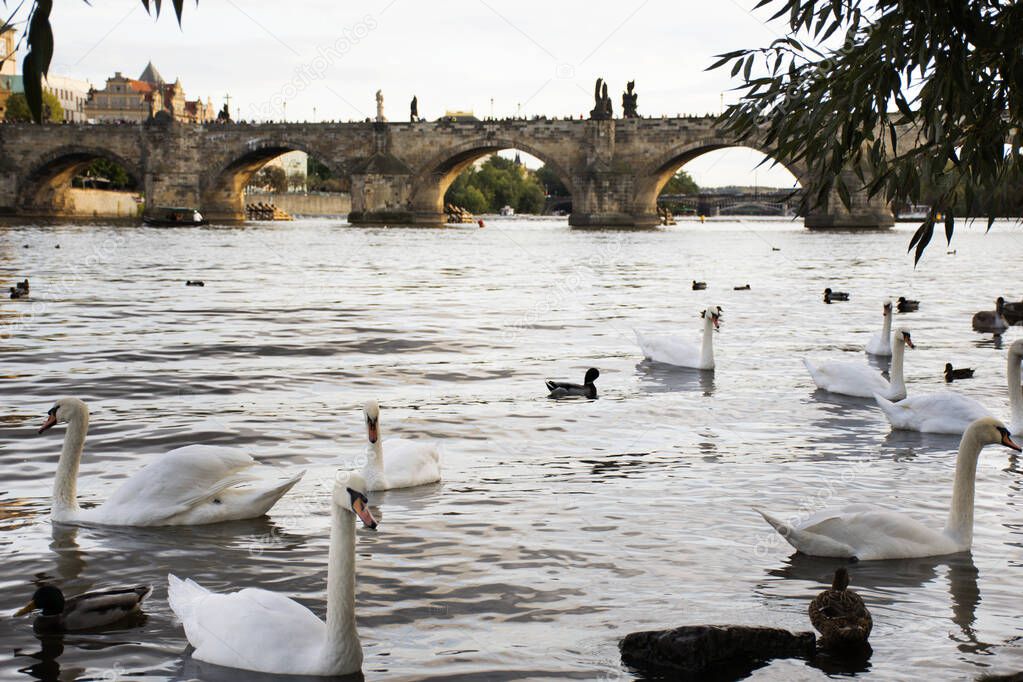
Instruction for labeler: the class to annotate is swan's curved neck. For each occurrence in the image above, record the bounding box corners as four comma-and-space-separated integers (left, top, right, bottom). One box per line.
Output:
365, 434, 384, 469
321, 504, 362, 672
889, 340, 907, 394
943, 430, 983, 548
1008, 349, 1022, 426
881, 308, 892, 339
700, 318, 715, 367
53, 408, 88, 519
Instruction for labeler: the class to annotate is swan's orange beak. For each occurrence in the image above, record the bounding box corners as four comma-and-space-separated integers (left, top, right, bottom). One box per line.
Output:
1002, 432, 1021, 452
366, 421, 378, 444
352, 497, 378, 529
38, 414, 56, 434
712, 314, 721, 330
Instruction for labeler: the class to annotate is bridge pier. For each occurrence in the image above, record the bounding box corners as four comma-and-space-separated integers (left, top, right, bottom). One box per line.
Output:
803, 175, 894, 229
569, 210, 660, 228
346, 155, 418, 225
568, 131, 661, 227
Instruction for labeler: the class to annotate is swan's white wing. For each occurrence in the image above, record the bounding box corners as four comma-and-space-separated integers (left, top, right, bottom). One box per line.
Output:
98, 446, 259, 525
800, 509, 953, 560
380, 438, 442, 490
875, 392, 991, 434
635, 330, 701, 368
792, 502, 880, 530
758, 508, 858, 557
168, 575, 325, 674
761, 504, 954, 560
804, 359, 889, 398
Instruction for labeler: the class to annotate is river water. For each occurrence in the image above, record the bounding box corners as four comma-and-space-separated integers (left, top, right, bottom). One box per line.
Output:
0, 216, 1021, 681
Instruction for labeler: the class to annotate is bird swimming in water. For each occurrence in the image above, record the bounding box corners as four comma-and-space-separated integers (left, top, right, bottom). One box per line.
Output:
546, 368, 599, 398
15, 584, 152, 633
972, 297, 1009, 334
692, 280, 707, 290
824, 288, 849, 303
185, 280, 205, 287
944, 363, 975, 382
1002, 298, 1023, 325
734, 284, 751, 290
9, 286, 26, 299
896, 296, 919, 312
809, 568, 872, 649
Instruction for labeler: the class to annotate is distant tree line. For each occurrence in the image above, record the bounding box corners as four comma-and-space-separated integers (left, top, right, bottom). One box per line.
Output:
71, 158, 135, 190
4, 91, 62, 123
445, 156, 547, 214
248, 166, 288, 194
445, 158, 701, 215
307, 158, 349, 193
660, 169, 700, 196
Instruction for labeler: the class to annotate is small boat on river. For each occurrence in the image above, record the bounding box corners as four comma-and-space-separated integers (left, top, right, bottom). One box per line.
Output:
143, 207, 207, 227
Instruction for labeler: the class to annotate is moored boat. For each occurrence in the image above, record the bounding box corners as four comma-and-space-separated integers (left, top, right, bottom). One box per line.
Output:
143, 207, 207, 227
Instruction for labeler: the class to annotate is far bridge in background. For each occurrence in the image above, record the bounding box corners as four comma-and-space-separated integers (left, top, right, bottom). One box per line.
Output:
658, 189, 804, 217
0, 116, 896, 229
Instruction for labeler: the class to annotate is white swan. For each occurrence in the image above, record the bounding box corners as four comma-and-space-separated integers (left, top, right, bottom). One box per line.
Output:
874, 391, 990, 435
804, 328, 914, 400
875, 339, 1023, 435
635, 306, 722, 370
361, 400, 441, 491
1008, 339, 1023, 434
40, 397, 303, 526
758, 417, 1021, 560
168, 471, 377, 676
864, 300, 893, 356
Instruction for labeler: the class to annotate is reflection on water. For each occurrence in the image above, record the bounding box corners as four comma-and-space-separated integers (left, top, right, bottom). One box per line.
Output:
15, 637, 80, 682
634, 360, 716, 396
48, 526, 86, 583
2, 218, 1023, 680
180, 658, 365, 682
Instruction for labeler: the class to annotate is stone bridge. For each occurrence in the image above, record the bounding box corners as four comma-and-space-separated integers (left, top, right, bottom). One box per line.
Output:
0, 116, 894, 228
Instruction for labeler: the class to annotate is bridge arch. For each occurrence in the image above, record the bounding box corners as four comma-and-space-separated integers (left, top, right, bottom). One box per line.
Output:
409, 138, 575, 221
201, 138, 345, 221
18, 145, 142, 216
634, 137, 807, 219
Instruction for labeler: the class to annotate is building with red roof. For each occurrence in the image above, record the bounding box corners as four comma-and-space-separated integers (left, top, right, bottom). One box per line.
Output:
84, 61, 213, 123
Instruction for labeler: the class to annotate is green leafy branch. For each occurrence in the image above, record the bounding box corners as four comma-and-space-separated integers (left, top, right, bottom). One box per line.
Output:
711, 0, 1022, 262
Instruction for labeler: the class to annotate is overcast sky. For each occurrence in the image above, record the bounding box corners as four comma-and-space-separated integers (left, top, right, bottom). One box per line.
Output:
41, 0, 800, 187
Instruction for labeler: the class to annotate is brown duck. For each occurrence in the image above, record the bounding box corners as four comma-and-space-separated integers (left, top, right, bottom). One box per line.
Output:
808, 568, 872, 648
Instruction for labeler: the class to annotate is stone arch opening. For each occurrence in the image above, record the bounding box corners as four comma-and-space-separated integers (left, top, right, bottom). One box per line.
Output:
19, 147, 142, 217
203, 141, 347, 221
635, 140, 806, 221
410, 140, 575, 223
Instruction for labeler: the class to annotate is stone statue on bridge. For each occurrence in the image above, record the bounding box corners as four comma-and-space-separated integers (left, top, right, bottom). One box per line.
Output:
375, 90, 386, 122
410, 95, 419, 122
589, 78, 613, 120
622, 81, 638, 118
216, 103, 232, 123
